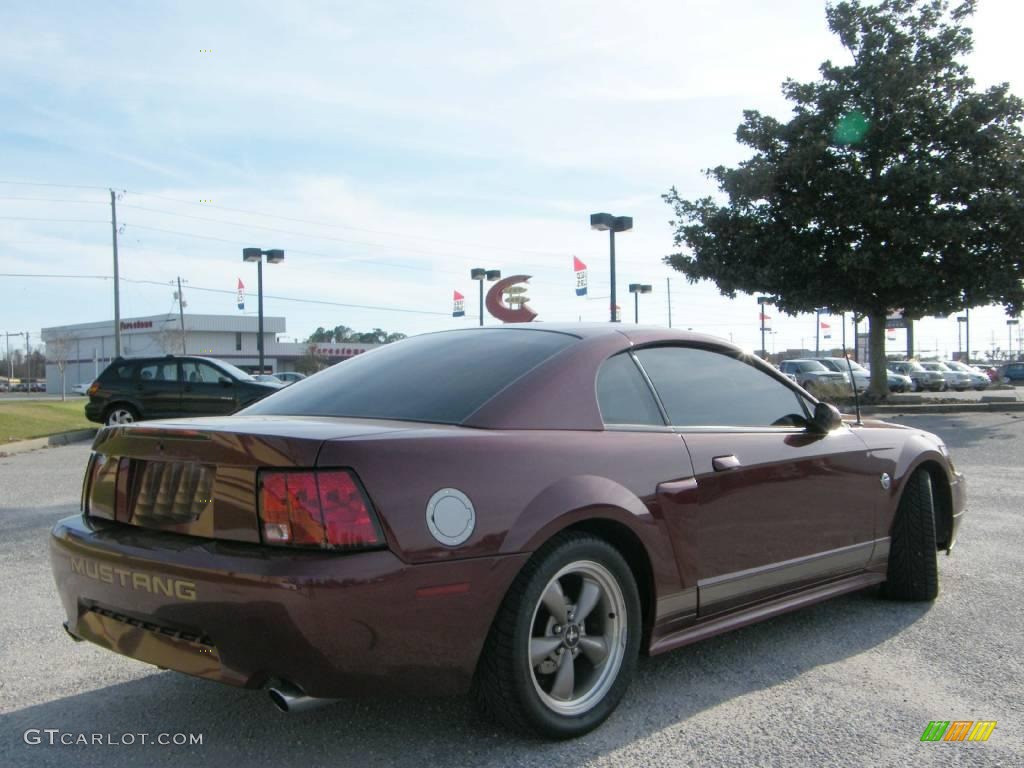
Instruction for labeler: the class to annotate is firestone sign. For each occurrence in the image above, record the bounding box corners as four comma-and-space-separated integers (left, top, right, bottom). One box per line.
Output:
120, 320, 153, 331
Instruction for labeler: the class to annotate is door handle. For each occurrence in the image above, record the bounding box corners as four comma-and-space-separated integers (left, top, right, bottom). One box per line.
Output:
712, 455, 741, 472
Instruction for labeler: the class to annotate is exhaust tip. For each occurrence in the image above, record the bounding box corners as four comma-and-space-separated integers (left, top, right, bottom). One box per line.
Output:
268, 687, 291, 713
267, 682, 339, 714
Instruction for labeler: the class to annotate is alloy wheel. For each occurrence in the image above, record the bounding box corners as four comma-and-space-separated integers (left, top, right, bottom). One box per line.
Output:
527, 560, 627, 717
106, 408, 135, 425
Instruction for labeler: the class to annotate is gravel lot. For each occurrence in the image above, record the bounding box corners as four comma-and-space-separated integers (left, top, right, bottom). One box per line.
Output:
1, 413, 1021, 767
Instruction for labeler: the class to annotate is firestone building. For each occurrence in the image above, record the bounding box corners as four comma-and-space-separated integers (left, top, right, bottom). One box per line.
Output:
41, 313, 376, 392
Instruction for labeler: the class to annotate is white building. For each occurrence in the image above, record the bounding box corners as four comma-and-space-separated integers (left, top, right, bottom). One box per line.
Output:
41, 313, 376, 392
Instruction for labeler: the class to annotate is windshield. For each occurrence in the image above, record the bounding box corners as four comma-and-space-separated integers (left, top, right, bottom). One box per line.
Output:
242, 329, 578, 424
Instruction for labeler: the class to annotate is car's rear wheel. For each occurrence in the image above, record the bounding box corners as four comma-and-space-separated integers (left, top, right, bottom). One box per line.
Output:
104, 404, 138, 426
474, 533, 641, 738
881, 469, 939, 601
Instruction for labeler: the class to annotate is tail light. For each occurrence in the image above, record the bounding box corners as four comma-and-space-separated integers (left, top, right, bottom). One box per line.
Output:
258, 469, 384, 551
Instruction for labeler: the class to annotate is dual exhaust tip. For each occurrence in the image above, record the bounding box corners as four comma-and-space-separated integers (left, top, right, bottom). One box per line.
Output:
267, 682, 339, 714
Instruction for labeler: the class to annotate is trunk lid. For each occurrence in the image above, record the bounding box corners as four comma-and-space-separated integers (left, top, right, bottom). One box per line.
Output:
84, 416, 414, 543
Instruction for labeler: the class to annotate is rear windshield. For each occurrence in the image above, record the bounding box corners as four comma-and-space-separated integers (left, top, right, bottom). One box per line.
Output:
242, 328, 577, 424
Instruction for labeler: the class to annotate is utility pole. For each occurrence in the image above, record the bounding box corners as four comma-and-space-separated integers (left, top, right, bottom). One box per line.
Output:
815, 309, 821, 356
965, 307, 971, 364
666, 278, 672, 328
175, 277, 187, 354
25, 332, 30, 391
110, 189, 122, 357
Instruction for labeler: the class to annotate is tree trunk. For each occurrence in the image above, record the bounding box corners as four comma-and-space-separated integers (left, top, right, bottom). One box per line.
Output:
868, 312, 889, 398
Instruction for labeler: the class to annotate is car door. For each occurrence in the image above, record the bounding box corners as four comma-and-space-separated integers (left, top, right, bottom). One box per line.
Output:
179, 360, 239, 416
133, 360, 182, 419
633, 345, 879, 617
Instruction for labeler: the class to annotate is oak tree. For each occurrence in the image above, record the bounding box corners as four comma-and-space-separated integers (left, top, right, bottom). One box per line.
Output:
664, 0, 1024, 395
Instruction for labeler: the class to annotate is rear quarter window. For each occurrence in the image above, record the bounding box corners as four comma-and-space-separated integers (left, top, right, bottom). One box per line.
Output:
100, 363, 135, 381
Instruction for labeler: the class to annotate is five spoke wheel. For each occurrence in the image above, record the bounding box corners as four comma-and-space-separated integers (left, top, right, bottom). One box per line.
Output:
528, 560, 627, 717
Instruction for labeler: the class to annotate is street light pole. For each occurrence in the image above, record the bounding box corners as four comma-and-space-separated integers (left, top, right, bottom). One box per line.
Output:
590, 213, 633, 323
757, 296, 770, 358
471, 268, 502, 326
243, 247, 285, 373
628, 284, 652, 323
1009, 319, 1020, 360
110, 189, 122, 357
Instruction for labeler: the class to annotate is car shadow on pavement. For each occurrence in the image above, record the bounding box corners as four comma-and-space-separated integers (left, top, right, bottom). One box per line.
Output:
0, 588, 930, 768
890, 413, 1023, 450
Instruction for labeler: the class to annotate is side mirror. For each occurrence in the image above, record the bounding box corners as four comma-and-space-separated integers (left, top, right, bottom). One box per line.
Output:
810, 401, 842, 433
219, 377, 233, 387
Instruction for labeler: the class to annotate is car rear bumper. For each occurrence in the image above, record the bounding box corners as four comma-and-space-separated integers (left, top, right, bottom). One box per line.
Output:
50, 515, 528, 698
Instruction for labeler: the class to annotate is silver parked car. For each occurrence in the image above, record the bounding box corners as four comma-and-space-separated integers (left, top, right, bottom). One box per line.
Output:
919, 361, 970, 391
942, 360, 990, 390
816, 357, 869, 393
887, 361, 945, 392
778, 359, 850, 393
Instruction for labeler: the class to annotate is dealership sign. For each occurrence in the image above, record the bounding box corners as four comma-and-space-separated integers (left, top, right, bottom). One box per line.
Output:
485, 275, 537, 323
120, 320, 153, 331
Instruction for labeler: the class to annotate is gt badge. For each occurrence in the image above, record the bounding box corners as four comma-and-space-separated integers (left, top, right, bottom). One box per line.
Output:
426, 488, 476, 546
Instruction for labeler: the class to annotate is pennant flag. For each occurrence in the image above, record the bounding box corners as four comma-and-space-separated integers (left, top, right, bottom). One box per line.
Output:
236, 278, 245, 310
820, 322, 831, 329
759, 312, 771, 321
452, 290, 465, 317
573, 256, 588, 296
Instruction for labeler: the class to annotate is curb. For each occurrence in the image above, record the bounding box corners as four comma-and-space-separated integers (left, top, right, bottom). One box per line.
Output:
858, 402, 1024, 416
0, 428, 98, 457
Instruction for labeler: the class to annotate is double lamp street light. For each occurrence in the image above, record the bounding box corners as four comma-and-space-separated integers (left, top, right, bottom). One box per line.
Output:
470, 268, 502, 326
242, 247, 285, 373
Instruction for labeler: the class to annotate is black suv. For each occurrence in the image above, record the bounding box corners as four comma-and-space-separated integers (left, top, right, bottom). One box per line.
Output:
85, 355, 282, 426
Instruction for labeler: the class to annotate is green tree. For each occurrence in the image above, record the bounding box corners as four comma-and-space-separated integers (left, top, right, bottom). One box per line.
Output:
663, 0, 1024, 396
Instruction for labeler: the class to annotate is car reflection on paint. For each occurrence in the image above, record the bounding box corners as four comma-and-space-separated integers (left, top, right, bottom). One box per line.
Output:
49, 324, 965, 738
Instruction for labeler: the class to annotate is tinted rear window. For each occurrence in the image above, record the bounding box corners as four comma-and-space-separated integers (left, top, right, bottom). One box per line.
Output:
243, 329, 577, 424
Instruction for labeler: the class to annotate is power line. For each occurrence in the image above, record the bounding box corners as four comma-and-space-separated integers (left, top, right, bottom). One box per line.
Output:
0, 272, 461, 317
0, 180, 111, 191
123, 188, 575, 258
0, 196, 106, 204
0, 216, 109, 224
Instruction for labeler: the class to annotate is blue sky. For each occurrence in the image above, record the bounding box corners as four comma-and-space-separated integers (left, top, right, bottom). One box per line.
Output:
2, 0, 1022, 358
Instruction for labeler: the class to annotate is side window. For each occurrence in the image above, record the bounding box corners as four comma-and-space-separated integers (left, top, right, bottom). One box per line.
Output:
137, 362, 177, 382
596, 353, 664, 426
182, 361, 228, 384
634, 346, 808, 428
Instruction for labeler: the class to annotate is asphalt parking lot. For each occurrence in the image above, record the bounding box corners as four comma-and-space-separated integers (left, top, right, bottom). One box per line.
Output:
1, 414, 1021, 767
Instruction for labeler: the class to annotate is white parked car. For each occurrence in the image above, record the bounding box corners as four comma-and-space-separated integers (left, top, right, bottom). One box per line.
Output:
71, 382, 93, 396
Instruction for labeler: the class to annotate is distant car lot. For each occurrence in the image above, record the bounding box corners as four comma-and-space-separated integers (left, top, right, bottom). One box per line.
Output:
1, 412, 1021, 765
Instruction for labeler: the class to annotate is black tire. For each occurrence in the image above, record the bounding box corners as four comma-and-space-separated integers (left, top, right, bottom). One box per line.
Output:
103, 403, 139, 426
881, 470, 939, 601
473, 532, 641, 739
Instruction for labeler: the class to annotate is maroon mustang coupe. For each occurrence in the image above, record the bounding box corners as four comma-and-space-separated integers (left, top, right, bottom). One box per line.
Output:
50, 324, 965, 737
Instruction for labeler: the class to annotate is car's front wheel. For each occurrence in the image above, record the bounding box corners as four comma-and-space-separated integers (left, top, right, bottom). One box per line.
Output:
104, 404, 138, 426
881, 469, 939, 601
474, 533, 641, 738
